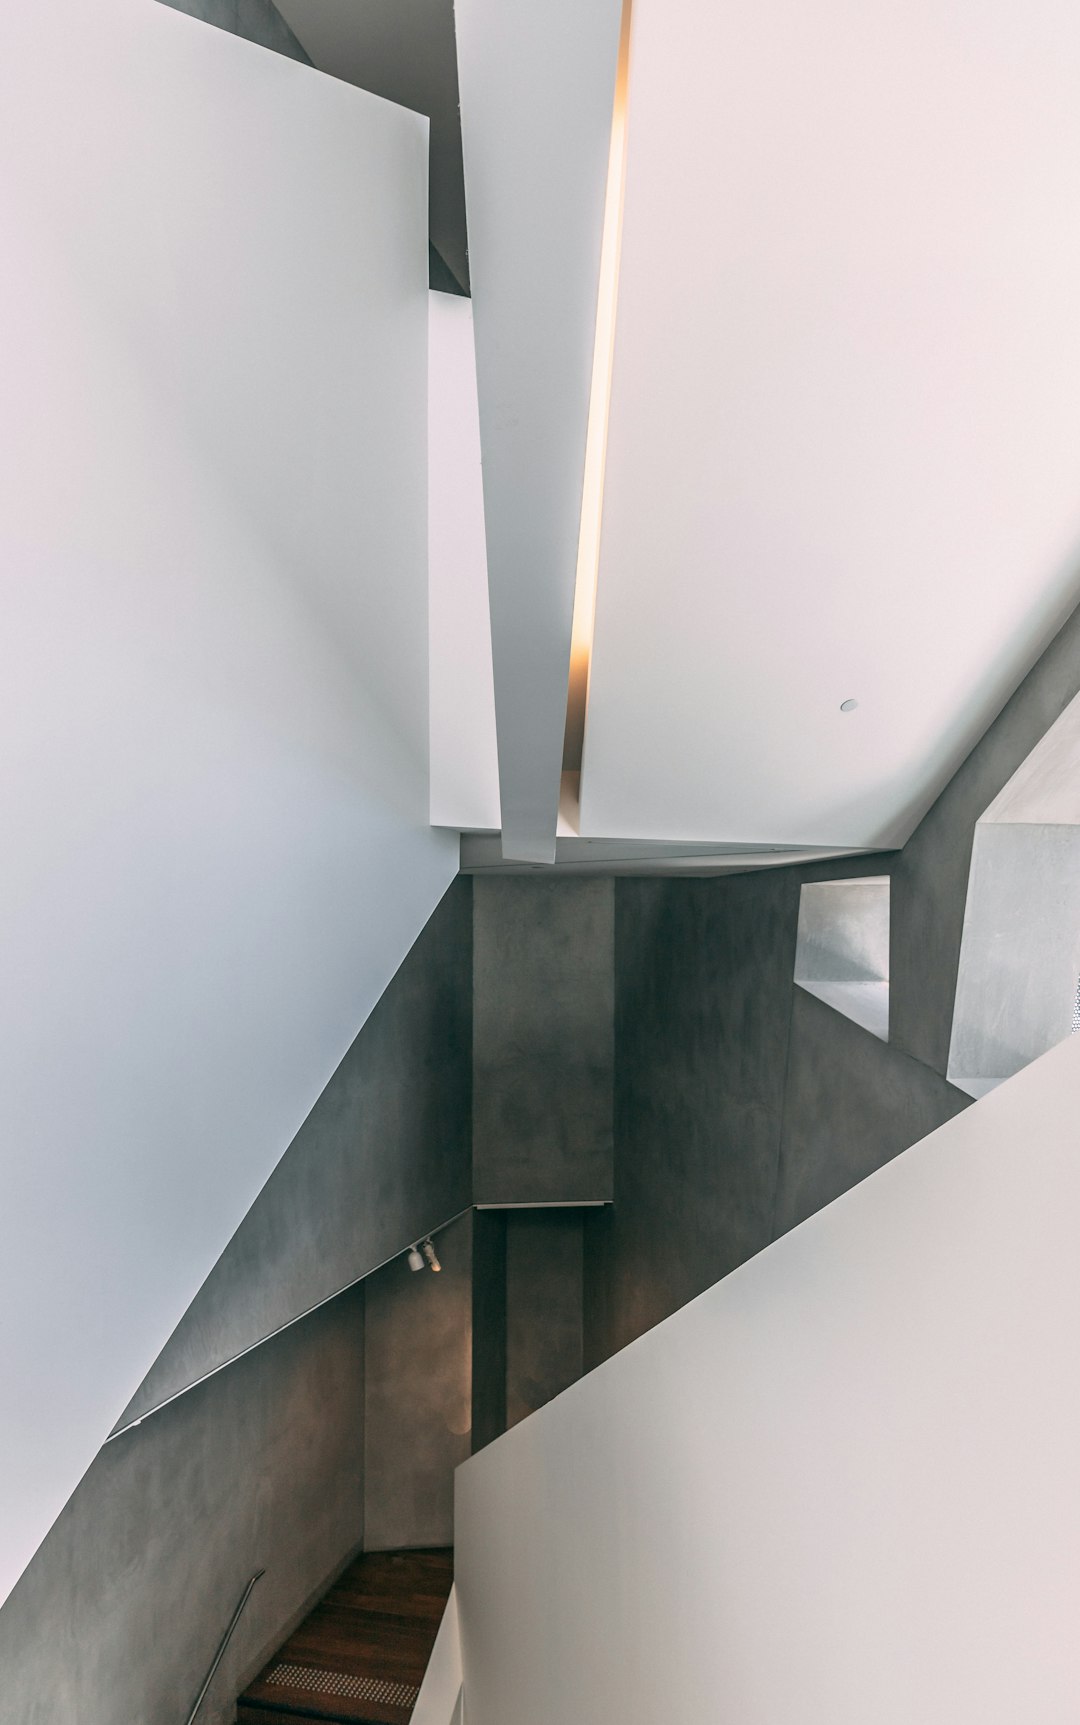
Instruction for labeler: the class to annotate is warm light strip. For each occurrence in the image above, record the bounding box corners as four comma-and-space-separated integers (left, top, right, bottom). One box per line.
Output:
564, 0, 633, 771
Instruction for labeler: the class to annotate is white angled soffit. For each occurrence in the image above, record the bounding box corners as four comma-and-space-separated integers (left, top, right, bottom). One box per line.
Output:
455, 0, 625, 862
578, 0, 1080, 850
0, 0, 453, 1609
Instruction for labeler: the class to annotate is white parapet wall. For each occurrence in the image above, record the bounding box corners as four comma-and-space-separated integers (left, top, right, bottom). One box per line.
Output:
412, 1586, 465, 1725
456, 1030, 1080, 1723
0, 0, 455, 1608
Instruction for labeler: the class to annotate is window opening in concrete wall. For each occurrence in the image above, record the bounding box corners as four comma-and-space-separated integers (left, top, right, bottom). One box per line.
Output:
793, 877, 890, 1042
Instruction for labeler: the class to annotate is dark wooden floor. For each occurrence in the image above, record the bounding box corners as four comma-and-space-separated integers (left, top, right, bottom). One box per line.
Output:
237, 1549, 453, 1725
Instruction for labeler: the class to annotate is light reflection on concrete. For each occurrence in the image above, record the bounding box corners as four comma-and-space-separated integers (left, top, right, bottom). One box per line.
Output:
794, 879, 890, 1042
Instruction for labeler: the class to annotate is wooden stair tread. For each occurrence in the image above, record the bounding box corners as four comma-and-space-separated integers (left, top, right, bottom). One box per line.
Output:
238, 1549, 452, 1724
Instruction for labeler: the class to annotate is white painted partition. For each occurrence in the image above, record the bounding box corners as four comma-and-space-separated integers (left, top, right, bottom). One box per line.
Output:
428, 292, 500, 833
455, 0, 624, 861
0, 0, 454, 1607
456, 1032, 1080, 1722
412, 1586, 464, 1725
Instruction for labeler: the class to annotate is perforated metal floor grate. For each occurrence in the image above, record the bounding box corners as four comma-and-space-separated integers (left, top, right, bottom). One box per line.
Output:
266, 1661, 419, 1708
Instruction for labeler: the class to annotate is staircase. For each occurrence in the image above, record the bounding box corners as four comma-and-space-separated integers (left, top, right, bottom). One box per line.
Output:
237, 1549, 453, 1725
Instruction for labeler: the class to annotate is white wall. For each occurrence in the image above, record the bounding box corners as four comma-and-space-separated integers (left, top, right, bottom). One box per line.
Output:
455, 0, 624, 861
580, 0, 1080, 849
428, 292, 500, 832
0, 0, 455, 1607
412, 1586, 464, 1725
456, 1031, 1080, 1722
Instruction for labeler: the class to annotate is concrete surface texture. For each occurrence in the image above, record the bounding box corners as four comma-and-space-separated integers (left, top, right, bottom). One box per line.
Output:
891, 596, 1080, 1075
775, 990, 969, 1234
947, 688, 1080, 1096
949, 822, 1080, 1096
470, 1210, 508, 1453
473, 877, 614, 1204
589, 868, 804, 1361
586, 853, 969, 1361
0, 1289, 365, 1725
505, 1211, 584, 1429
794, 877, 890, 1041
364, 1213, 474, 1551
119, 882, 473, 1429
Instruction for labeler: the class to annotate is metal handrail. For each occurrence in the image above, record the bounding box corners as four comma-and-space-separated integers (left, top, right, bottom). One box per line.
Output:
186, 1569, 265, 1725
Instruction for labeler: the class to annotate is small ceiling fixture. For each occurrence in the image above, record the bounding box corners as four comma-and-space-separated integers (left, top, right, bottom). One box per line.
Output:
840, 698, 859, 712
422, 1237, 442, 1273
406, 1244, 425, 1273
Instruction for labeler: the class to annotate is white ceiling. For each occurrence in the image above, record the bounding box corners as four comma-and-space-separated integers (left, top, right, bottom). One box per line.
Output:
578, 0, 1080, 849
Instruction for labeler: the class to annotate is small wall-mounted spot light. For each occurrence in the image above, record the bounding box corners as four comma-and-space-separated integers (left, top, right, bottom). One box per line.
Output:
840, 698, 859, 713
422, 1238, 442, 1273
406, 1245, 425, 1273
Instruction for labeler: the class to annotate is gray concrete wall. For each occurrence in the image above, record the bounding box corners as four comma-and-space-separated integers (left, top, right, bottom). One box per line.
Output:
581, 848, 973, 1364
589, 870, 802, 1360
473, 877, 614, 1204
891, 600, 1080, 1076
774, 989, 969, 1234
471, 1210, 508, 1452
364, 1212, 473, 1551
120, 880, 472, 1428
584, 599, 1080, 1361
157, 0, 312, 63
0, 1288, 364, 1725
505, 1210, 583, 1428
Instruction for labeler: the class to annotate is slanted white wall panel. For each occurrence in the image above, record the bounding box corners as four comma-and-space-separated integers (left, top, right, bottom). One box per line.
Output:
0, 0, 453, 1608
457, 1033, 1080, 1722
455, 0, 624, 861
580, 0, 1080, 848
428, 292, 500, 832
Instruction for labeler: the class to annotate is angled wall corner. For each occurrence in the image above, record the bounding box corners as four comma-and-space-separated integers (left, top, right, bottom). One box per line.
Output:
948, 691, 1080, 1099
794, 878, 890, 1042
455, 0, 625, 862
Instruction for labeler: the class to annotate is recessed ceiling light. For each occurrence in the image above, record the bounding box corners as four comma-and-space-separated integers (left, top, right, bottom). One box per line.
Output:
840, 699, 859, 712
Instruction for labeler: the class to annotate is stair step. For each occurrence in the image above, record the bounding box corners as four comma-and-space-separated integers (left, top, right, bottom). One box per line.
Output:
237, 1549, 452, 1725
237, 1705, 397, 1725
237, 1708, 394, 1725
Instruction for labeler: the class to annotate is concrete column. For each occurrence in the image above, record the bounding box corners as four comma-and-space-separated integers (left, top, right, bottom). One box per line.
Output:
473, 877, 614, 1204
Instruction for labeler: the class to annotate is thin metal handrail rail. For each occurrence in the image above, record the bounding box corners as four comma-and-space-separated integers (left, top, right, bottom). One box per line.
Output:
108, 1203, 475, 1444
186, 1569, 265, 1725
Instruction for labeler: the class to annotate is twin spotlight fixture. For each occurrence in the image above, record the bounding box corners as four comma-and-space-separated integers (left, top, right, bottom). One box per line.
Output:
406, 1237, 441, 1274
